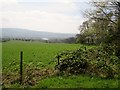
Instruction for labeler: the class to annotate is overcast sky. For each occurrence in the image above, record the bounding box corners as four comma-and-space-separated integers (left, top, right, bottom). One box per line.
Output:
1, 0, 92, 34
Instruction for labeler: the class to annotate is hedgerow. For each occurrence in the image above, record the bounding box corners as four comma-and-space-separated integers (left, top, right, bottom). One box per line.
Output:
55, 45, 119, 78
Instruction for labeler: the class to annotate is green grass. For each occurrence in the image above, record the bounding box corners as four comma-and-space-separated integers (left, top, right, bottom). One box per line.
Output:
2, 40, 119, 88
2, 40, 80, 70
34, 75, 118, 88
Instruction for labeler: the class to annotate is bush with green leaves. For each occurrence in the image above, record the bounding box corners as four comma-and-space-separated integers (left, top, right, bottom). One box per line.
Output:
55, 45, 119, 78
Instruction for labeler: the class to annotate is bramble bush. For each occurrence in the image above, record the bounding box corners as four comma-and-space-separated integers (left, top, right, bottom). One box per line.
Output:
55, 45, 119, 78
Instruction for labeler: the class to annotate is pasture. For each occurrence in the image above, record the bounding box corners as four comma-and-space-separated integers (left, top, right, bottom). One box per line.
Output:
2, 41, 118, 88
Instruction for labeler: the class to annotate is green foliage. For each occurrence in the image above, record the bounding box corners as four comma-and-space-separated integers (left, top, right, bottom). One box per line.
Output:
55, 45, 119, 78
77, 1, 120, 47
75, 1, 120, 79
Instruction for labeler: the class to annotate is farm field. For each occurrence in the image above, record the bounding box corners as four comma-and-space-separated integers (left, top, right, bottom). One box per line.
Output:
2, 41, 119, 88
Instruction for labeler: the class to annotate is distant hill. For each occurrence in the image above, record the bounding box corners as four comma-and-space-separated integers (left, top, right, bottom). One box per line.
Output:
1, 28, 76, 40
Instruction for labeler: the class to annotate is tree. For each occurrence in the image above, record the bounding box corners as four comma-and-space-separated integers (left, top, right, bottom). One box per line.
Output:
77, 1, 119, 43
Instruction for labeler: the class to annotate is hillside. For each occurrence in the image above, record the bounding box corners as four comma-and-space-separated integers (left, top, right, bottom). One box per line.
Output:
1, 28, 76, 40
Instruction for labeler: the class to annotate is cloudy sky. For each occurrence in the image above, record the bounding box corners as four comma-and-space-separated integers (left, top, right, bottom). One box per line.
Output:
1, 0, 91, 34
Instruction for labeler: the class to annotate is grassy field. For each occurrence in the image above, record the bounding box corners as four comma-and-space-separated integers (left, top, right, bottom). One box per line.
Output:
2, 41, 119, 88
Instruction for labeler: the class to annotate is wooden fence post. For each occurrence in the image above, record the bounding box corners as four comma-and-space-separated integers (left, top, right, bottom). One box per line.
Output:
20, 51, 23, 84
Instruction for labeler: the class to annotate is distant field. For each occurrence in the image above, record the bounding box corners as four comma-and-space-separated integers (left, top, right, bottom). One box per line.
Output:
2, 41, 118, 88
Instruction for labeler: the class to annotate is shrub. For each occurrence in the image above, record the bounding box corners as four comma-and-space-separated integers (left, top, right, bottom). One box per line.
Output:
55, 45, 119, 78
